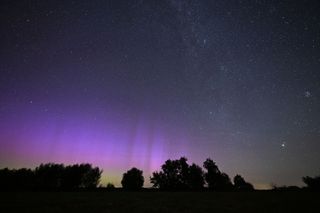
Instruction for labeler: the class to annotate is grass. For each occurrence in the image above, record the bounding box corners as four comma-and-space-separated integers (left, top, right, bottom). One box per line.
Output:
0, 191, 319, 213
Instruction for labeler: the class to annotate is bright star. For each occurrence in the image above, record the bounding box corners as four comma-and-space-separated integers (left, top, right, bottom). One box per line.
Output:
304, 91, 311, 98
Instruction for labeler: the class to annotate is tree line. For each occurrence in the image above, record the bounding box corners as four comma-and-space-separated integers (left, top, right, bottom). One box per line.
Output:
125, 157, 254, 191
0, 157, 319, 191
0, 163, 101, 190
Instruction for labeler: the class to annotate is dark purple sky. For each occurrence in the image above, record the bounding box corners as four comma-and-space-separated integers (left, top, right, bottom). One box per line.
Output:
1, 0, 320, 188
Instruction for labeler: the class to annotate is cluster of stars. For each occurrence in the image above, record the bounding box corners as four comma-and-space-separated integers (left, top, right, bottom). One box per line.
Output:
0, 0, 319, 188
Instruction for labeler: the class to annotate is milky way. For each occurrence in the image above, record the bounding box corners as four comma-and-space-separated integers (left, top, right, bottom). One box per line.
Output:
1, 0, 320, 188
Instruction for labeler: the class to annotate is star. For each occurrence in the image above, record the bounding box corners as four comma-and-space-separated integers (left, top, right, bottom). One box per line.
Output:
304, 91, 311, 98
1, 0, 319, 189
203, 39, 207, 45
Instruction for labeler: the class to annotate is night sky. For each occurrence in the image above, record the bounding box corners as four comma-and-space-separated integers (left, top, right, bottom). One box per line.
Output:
1, 0, 320, 189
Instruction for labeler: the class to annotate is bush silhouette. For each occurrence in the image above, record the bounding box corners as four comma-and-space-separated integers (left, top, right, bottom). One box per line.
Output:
233, 174, 254, 191
121, 167, 144, 190
106, 183, 115, 190
302, 175, 320, 191
272, 185, 300, 191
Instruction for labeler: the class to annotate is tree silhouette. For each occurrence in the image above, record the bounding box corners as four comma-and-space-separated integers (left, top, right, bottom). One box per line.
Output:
217, 172, 233, 191
121, 167, 144, 190
0, 168, 11, 190
0, 163, 101, 191
14, 168, 35, 189
78, 164, 102, 188
187, 163, 205, 190
150, 157, 205, 190
2, 159, 316, 192
35, 163, 65, 189
233, 174, 254, 191
203, 158, 233, 191
0, 163, 102, 191
0, 168, 34, 190
302, 175, 320, 191
150, 157, 191, 190
203, 158, 220, 190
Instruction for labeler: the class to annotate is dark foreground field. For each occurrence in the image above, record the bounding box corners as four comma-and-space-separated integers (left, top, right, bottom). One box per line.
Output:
0, 191, 319, 213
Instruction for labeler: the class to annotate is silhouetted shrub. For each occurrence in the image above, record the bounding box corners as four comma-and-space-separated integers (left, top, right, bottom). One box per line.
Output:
272, 185, 300, 191
121, 167, 144, 190
233, 174, 254, 191
303, 175, 320, 191
106, 183, 115, 190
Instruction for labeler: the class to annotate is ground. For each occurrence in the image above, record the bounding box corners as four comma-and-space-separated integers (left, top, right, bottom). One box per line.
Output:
0, 191, 318, 212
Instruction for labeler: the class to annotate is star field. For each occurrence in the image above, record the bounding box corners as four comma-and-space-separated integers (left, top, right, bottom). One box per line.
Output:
1, 0, 320, 188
